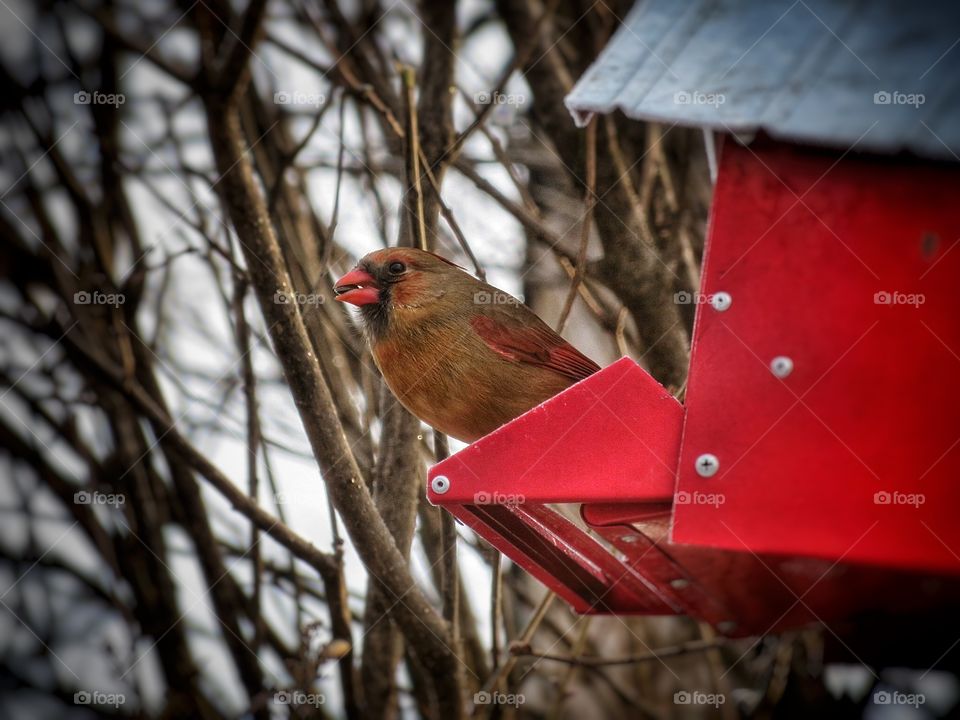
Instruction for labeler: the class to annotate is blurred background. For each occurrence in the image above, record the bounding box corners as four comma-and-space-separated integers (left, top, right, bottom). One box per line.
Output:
0, 0, 955, 718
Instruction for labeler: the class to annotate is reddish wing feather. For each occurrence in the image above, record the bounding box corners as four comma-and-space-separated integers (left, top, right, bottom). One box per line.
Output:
470, 313, 600, 383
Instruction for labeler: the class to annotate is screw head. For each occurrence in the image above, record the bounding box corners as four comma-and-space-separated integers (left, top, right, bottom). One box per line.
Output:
770, 356, 793, 378
710, 292, 732, 312
620, 535, 639, 543
695, 453, 719, 478
670, 578, 690, 590
431, 475, 450, 494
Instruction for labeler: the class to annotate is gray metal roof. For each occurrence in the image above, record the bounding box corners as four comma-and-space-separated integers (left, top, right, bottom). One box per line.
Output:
565, 0, 960, 161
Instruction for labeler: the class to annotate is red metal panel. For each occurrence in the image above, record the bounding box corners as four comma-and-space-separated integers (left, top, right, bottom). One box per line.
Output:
673, 140, 960, 574
588, 510, 960, 637
427, 357, 683, 505
452, 497, 960, 634
447, 503, 680, 614
429, 357, 687, 617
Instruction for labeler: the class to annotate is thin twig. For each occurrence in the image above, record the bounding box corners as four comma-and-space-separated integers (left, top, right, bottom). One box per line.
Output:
474, 590, 555, 717
547, 617, 593, 720
327, 90, 349, 242
400, 64, 428, 250
232, 273, 264, 651
435, 432, 458, 627
511, 637, 731, 667
490, 547, 502, 670
417, 147, 487, 279
556, 117, 597, 333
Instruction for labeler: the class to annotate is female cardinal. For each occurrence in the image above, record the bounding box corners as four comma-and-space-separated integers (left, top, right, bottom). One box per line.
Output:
334, 248, 600, 443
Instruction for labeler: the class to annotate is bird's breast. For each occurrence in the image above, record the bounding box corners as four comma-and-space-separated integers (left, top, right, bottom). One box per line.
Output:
371, 329, 574, 443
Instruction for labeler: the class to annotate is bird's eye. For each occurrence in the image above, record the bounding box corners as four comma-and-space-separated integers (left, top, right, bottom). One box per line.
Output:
388, 261, 406, 275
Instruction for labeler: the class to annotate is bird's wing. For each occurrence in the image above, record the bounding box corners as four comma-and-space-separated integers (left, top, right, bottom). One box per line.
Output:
470, 308, 600, 383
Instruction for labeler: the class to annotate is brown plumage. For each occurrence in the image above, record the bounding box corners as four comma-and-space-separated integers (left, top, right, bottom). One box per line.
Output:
334, 248, 600, 443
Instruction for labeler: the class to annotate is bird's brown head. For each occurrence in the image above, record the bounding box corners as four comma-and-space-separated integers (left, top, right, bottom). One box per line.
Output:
333, 248, 466, 339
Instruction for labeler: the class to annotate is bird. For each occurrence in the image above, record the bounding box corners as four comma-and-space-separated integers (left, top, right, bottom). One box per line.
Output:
333, 247, 600, 444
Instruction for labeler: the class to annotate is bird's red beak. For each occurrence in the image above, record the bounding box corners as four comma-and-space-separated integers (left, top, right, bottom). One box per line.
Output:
334, 267, 380, 306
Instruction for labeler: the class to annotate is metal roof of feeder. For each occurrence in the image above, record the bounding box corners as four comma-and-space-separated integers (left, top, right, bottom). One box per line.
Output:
564, 0, 960, 161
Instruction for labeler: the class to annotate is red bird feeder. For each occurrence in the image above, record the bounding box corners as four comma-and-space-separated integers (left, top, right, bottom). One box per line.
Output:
426, 140, 960, 649
425, 0, 960, 661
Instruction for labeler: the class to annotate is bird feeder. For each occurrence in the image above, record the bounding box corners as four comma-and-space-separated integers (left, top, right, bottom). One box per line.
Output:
427, 0, 960, 648
427, 140, 960, 642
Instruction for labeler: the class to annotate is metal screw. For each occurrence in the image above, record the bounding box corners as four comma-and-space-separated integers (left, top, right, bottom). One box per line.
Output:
620, 535, 639, 544
431, 475, 450, 494
670, 578, 690, 590
710, 292, 732, 312
770, 356, 793, 378
695, 453, 719, 478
